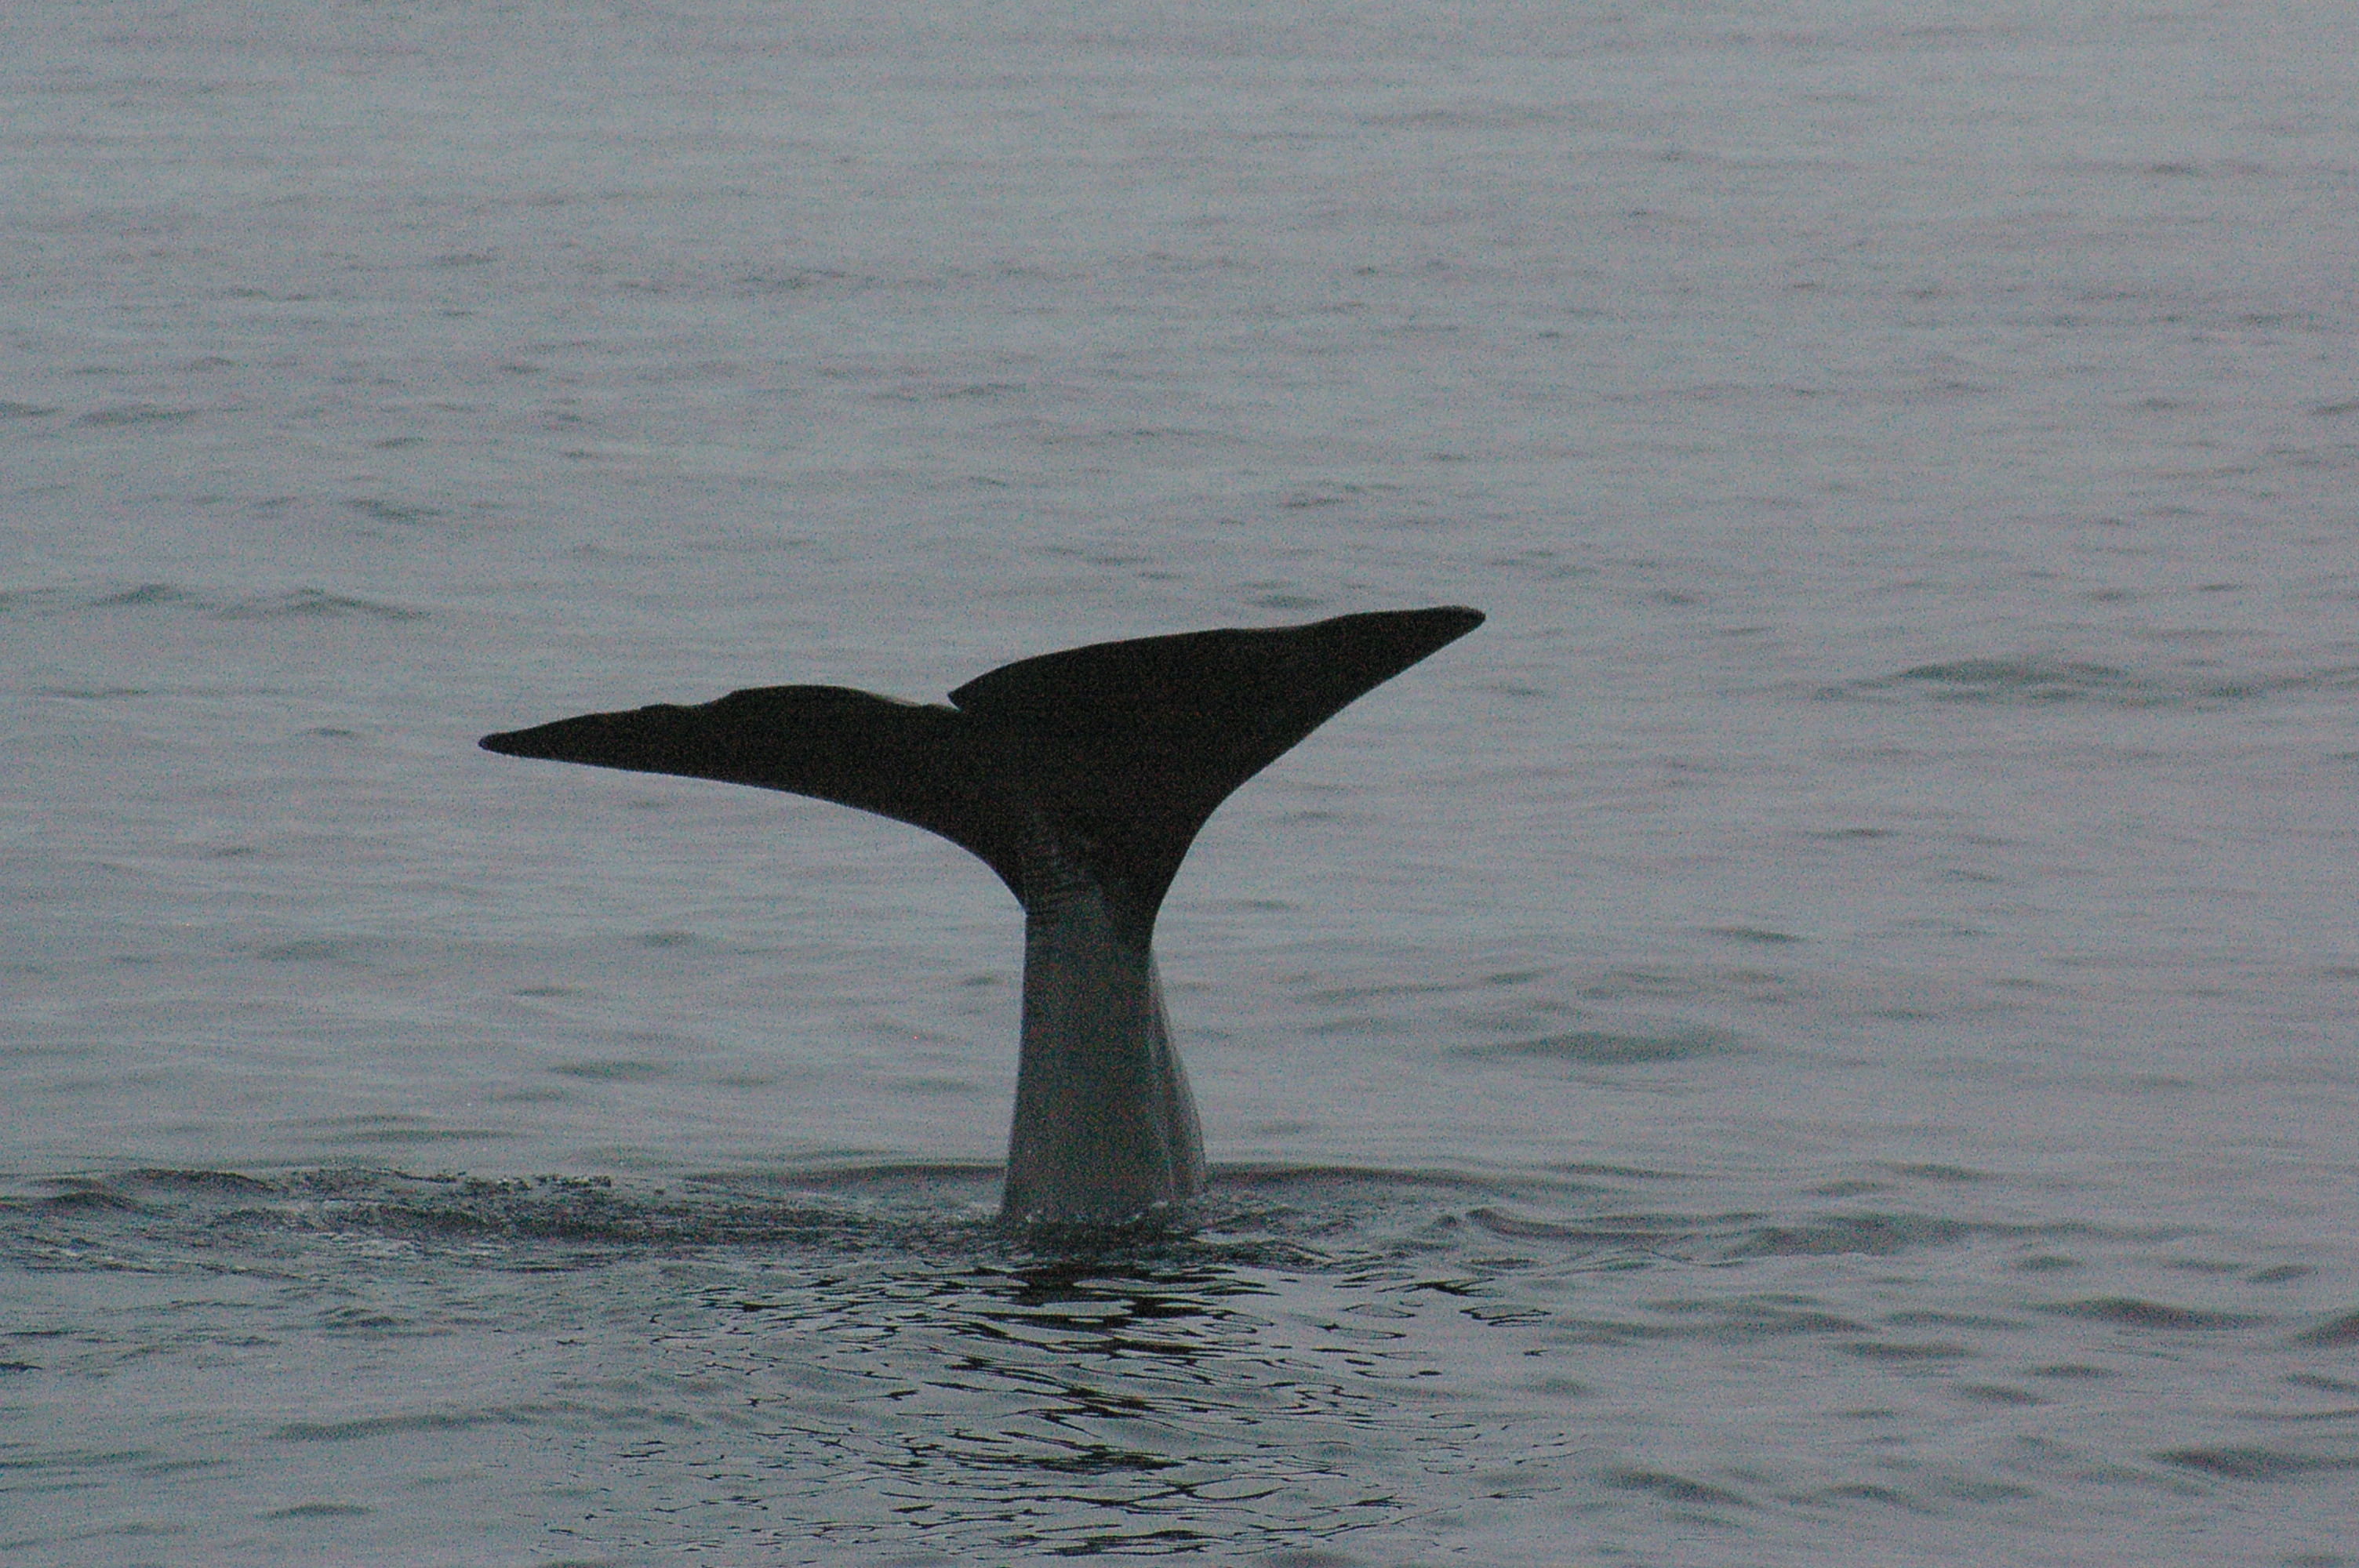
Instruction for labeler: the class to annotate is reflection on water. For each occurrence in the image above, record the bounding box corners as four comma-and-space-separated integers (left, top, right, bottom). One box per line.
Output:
696, 1258, 1366, 1554
617, 1217, 1622, 1558
5, 1165, 2355, 1565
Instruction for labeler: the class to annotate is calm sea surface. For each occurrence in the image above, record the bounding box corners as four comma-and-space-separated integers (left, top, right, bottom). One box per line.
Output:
5, 2, 2357, 1563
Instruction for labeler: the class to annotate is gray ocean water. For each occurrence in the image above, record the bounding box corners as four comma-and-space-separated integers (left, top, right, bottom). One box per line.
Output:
5, 2, 2357, 1563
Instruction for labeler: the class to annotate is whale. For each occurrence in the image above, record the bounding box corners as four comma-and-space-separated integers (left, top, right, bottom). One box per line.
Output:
479, 604, 1483, 1222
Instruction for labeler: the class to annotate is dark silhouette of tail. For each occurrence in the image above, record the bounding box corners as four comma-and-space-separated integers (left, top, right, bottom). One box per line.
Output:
482, 606, 1483, 1221
479, 606, 1482, 943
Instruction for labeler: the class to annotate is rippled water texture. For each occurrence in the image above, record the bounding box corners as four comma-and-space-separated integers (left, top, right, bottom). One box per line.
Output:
5, 0, 2358, 1563
11, 1165, 2359, 1566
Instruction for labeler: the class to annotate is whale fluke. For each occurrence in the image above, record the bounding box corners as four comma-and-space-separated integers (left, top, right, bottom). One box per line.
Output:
481, 605, 1483, 1221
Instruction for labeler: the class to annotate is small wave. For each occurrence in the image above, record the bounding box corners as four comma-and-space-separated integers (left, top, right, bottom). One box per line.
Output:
125, 1167, 278, 1194
275, 1410, 540, 1443
1456, 1025, 1737, 1065
1710, 924, 1804, 946
343, 498, 448, 526
2294, 1310, 2359, 1346
0, 583, 185, 615
736, 265, 858, 295
547, 1059, 673, 1082
2036, 1297, 2265, 1330
96, 582, 197, 608
1, 583, 426, 622
1835, 659, 2165, 706
75, 403, 201, 426
254, 938, 366, 963
215, 590, 427, 622
35, 1184, 147, 1214
1602, 1465, 1752, 1508
1823, 658, 2359, 710
2154, 1446, 2359, 1480
1467, 1205, 1680, 1243
1725, 1212, 2081, 1258
1842, 1338, 1976, 1361
323, 1128, 516, 1148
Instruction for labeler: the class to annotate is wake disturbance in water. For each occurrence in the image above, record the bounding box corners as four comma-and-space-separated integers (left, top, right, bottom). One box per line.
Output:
5, 1167, 2356, 1565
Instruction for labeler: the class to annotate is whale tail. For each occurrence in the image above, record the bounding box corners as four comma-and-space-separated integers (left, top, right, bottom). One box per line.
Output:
479, 606, 1482, 942
479, 605, 1484, 1221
